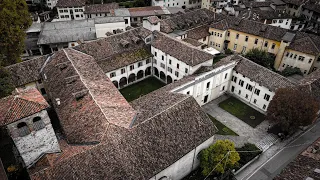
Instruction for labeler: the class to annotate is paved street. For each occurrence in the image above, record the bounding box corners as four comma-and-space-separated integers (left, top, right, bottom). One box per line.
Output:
242, 121, 320, 180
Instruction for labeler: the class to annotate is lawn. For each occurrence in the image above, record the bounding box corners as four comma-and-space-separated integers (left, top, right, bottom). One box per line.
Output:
120, 77, 165, 102
219, 97, 265, 128
207, 114, 238, 136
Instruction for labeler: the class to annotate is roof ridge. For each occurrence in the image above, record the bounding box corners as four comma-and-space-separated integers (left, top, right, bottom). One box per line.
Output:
307, 35, 320, 52
238, 55, 296, 84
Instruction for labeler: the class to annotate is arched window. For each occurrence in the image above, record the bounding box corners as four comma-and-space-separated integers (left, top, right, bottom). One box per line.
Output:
17, 122, 30, 137
33, 117, 45, 131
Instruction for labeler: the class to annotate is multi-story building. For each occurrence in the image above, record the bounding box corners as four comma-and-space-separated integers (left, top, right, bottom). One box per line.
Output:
152, 0, 201, 9
46, 0, 58, 9
56, 0, 86, 21
84, 3, 119, 19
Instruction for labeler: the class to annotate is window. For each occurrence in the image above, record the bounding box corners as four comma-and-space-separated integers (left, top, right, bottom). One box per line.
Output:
168, 67, 172, 73
40, 88, 46, 95
17, 122, 30, 137
279, 20, 283, 23
238, 79, 244, 87
33, 117, 45, 131
81, 14, 83, 17
177, 63, 180, 69
79, 9, 83, 12
215, 32, 217, 36
232, 76, 237, 83
146, 59, 150, 64
227, 31, 230, 36
236, 33, 239, 39
76, 15, 79, 18
203, 37, 206, 41
59, 10, 63, 13
254, 88, 260, 95
187, 91, 190, 94
263, 104, 266, 109
185, 68, 188, 73
222, 86, 225, 91
290, 53, 293, 58
206, 82, 210, 89
65, 15, 69, 18
110, 72, 116, 78
309, 59, 313, 63
175, 71, 179, 77
75, 9, 79, 12
282, 63, 286, 67
304, 70, 307, 74
294, 54, 297, 59
161, 63, 165, 69
162, 55, 164, 60
169, 59, 172, 64
254, 38, 258, 45
285, 52, 289, 57
154, 52, 157, 57
264, 94, 270, 101
298, 56, 305, 61
238, 90, 241, 95
253, 99, 257, 104
130, 65, 134, 71
64, 10, 68, 12
233, 44, 237, 50
245, 94, 248, 99
241, 46, 246, 54
271, 43, 276, 49
125, 19, 128, 24
264, 41, 268, 47
220, 34, 222, 37
272, 19, 277, 23
138, 62, 143, 67
121, 68, 125, 74
245, 36, 248, 42
224, 73, 228, 79
60, 15, 65, 18
246, 84, 253, 91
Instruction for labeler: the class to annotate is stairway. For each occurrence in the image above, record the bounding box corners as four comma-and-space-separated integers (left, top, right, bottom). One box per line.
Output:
256, 134, 279, 152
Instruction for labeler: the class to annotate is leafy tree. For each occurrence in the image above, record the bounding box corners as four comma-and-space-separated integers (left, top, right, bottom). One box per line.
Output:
245, 48, 275, 69
267, 88, 319, 133
199, 140, 240, 176
0, 0, 32, 66
0, 66, 14, 98
279, 67, 303, 77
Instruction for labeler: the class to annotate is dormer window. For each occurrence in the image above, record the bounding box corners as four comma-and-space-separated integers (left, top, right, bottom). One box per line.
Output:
17, 122, 30, 137
33, 117, 45, 131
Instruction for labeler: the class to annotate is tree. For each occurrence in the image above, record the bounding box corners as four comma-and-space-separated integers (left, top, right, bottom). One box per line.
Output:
267, 88, 319, 133
0, 66, 14, 98
245, 48, 275, 69
0, 0, 32, 66
199, 140, 240, 176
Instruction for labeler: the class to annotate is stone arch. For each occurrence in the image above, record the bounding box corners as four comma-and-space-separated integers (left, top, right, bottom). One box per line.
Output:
145, 67, 151, 76
128, 73, 136, 83
153, 67, 159, 77
137, 70, 144, 80
33, 116, 45, 131
119, 77, 127, 88
112, 80, 118, 88
17, 122, 30, 137
160, 71, 166, 81
167, 75, 173, 84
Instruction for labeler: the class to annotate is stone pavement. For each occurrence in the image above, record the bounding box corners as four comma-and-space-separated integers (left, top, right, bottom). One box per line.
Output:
202, 95, 276, 147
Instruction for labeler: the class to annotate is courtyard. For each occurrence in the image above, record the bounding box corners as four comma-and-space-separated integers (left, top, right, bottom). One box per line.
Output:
219, 97, 265, 128
207, 114, 238, 136
120, 77, 166, 102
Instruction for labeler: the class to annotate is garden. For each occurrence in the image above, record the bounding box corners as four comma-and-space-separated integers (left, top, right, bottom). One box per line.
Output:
207, 114, 238, 136
119, 77, 165, 102
219, 97, 265, 128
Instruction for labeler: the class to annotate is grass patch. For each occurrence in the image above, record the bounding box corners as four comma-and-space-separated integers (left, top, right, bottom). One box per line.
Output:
120, 77, 165, 102
219, 97, 265, 128
207, 114, 238, 136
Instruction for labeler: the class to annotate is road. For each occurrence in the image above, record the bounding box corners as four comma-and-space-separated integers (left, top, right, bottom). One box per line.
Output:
244, 121, 320, 180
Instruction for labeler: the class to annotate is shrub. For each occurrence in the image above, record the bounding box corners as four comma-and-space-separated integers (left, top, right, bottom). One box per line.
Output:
225, 49, 233, 55
236, 143, 262, 168
280, 67, 303, 77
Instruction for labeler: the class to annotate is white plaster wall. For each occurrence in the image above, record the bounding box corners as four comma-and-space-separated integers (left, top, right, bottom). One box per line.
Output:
57, 7, 85, 21
209, 29, 226, 52
150, 136, 215, 180
270, 19, 292, 29
143, 20, 160, 32
228, 71, 274, 111
279, 49, 315, 74
47, 0, 57, 9
7, 110, 60, 167
95, 22, 126, 38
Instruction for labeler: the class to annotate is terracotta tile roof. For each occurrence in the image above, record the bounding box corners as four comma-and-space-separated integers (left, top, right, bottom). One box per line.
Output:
56, 0, 86, 7
152, 31, 213, 66
0, 88, 49, 126
160, 9, 225, 33
42, 49, 136, 144
84, 3, 119, 14
128, 6, 165, 17
282, 0, 307, 6
5, 56, 46, 87
299, 70, 320, 102
304, 0, 320, 13
74, 27, 152, 61
146, 16, 161, 24
288, 32, 320, 56
210, 19, 229, 30
29, 95, 216, 179
182, 38, 204, 47
233, 55, 296, 91
186, 25, 210, 40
